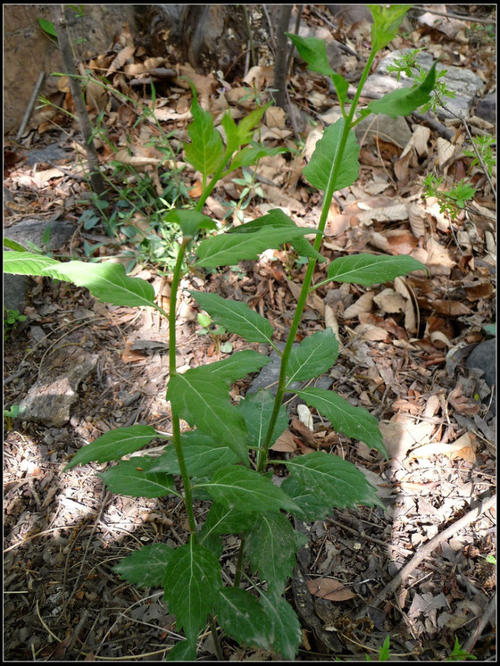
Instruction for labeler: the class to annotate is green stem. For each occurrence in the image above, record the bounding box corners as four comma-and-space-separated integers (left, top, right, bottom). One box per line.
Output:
208, 616, 224, 661
168, 237, 197, 536
257, 50, 377, 473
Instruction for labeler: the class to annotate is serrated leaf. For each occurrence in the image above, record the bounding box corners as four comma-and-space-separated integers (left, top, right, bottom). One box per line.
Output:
369, 4, 411, 52
167, 367, 248, 459
194, 224, 318, 268
100, 457, 178, 498
238, 390, 288, 451
367, 61, 438, 118
190, 291, 274, 345
184, 89, 224, 177
43, 260, 156, 308
164, 209, 216, 238
163, 537, 222, 641
298, 387, 387, 456
287, 329, 338, 385
200, 350, 269, 384
199, 503, 258, 547
245, 513, 298, 594
3, 250, 60, 275
216, 588, 271, 650
149, 432, 239, 479
281, 476, 332, 521
303, 119, 359, 192
196, 466, 300, 514
166, 639, 197, 662
65, 425, 164, 470
287, 33, 348, 103
259, 591, 301, 660
327, 253, 427, 286
285, 451, 383, 510
114, 544, 174, 587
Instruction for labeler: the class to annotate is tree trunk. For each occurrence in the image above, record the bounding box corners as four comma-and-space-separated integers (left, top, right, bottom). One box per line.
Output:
273, 5, 293, 109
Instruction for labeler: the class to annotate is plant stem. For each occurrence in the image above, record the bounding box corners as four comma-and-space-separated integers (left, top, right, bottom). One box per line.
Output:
257, 50, 377, 473
208, 616, 224, 660
168, 237, 197, 536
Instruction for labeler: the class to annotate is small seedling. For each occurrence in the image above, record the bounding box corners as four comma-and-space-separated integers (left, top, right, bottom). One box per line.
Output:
422, 173, 476, 219
447, 637, 477, 661
196, 312, 232, 354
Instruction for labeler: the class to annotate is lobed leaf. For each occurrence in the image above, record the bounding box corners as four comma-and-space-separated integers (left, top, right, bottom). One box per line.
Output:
196, 466, 300, 514
287, 328, 339, 385
285, 451, 383, 510
216, 588, 271, 650
114, 544, 174, 588
163, 537, 222, 641
191, 291, 274, 344
303, 119, 360, 192
327, 253, 427, 286
238, 390, 288, 451
99, 457, 178, 498
245, 513, 300, 594
65, 425, 165, 470
298, 387, 387, 456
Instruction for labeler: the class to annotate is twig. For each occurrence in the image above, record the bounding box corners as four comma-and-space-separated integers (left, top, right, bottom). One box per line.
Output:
463, 594, 496, 652
286, 4, 304, 76
358, 492, 496, 615
411, 111, 455, 141
16, 72, 45, 140
262, 4, 277, 53
409, 6, 496, 25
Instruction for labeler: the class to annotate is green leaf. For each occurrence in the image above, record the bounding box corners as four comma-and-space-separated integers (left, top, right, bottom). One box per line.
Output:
368, 4, 411, 52
287, 33, 348, 103
201, 350, 269, 383
164, 209, 216, 238
194, 223, 318, 268
303, 119, 360, 192
327, 253, 427, 286
281, 476, 332, 521
163, 537, 222, 641
3, 238, 29, 252
245, 513, 299, 594
196, 466, 300, 514
38, 16, 58, 39
238, 390, 288, 451
199, 503, 258, 546
287, 329, 339, 385
285, 451, 383, 510
216, 588, 271, 650
184, 88, 224, 177
191, 291, 274, 344
65, 425, 164, 470
259, 591, 301, 660
114, 544, 174, 587
99, 457, 178, 498
148, 432, 239, 479
166, 639, 197, 662
43, 260, 156, 308
226, 208, 324, 262
367, 61, 438, 118
3, 250, 60, 274
230, 144, 286, 171
298, 387, 387, 456
167, 365, 250, 459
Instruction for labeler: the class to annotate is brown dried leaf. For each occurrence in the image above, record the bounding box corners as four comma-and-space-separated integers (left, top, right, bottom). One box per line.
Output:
306, 578, 356, 602
431, 300, 472, 316
106, 45, 136, 77
343, 291, 374, 319
270, 429, 298, 452
408, 203, 427, 238
373, 288, 406, 314
409, 432, 476, 463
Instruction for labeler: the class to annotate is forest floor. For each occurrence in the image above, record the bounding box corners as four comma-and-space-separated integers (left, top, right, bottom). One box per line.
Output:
4, 5, 496, 662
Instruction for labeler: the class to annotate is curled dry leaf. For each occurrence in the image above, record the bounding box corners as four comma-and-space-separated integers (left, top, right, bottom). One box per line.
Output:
408, 432, 477, 463
343, 291, 374, 319
324, 305, 342, 349
270, 429, 298, 453
306, 578, 357, 602
394, 277, 417, 334
373, 288, 406, 314
106, 45, 136, 77
408, 203, 427, 239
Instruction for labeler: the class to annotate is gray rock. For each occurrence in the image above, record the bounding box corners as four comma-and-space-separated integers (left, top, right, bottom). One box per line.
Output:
19, 347, 98, 426
4, 274, 27, 312
4, 217, 76, 252
466, 338, 496, 388
475, 93, 496, 124
364, 49, 484, 120
23, 143, 72, 166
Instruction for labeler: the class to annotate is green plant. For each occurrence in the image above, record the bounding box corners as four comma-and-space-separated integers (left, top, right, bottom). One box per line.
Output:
463, 135, 496, 179
4, 308, 27, 340
447, 637, 477, 661
4, 5, 437, 659
196, 312, 232, 355
366, 635, 391, 661
422, 173, 476, 219
3, 404, 24, 432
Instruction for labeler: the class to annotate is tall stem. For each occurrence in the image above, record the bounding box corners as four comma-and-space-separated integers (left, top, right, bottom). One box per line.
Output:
169, 238, 197, 536
257, 50, 377, 473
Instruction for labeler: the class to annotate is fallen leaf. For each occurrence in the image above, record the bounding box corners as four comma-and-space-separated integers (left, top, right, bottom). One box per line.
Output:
431, 300, 472, 316
270, 429, 298, 452
307, 578, 356, 602
106, 45, 135, 76
409, 433, 476, 463
373, 288, 406, 314
343, 291, 374, 319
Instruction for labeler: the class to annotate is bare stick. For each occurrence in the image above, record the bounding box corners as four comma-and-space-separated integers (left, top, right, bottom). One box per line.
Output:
16, 72, 45, 141
359, 493, 496, 615
409, 6, 496, 25
53, 5, 105, 194
463, 593, 496, 652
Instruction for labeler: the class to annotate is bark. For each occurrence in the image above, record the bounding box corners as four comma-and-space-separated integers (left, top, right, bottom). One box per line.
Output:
273, 5, 293, 109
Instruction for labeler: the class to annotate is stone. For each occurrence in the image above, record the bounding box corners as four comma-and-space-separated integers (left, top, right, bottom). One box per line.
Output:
466, 338, 496, 388
363, 49, 484, 120
19, 346, 98, 427
4, 217, 76, 251
4, 275, 27, 312
475, 93, 496, 124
